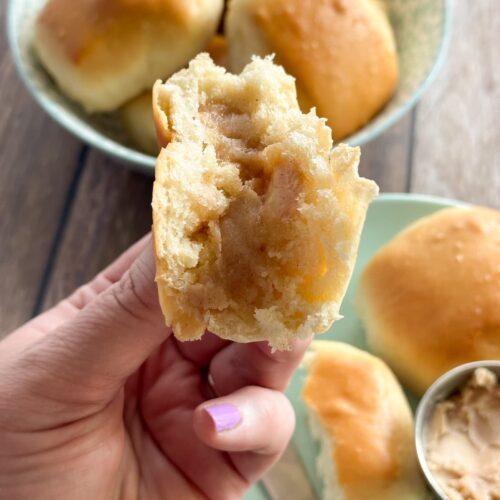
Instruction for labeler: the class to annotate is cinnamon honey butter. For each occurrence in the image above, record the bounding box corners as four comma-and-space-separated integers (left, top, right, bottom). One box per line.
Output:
425, 368, 500, 499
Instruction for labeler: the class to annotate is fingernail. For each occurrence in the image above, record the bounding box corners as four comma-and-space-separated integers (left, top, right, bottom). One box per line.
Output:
205, 403, 241, 432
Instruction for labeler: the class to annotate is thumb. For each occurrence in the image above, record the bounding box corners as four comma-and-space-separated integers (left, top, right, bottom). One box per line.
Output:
25, 241, 170, 401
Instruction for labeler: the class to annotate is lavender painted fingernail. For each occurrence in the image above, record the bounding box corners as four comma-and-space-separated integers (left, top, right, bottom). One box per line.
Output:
205, 403, 241, 432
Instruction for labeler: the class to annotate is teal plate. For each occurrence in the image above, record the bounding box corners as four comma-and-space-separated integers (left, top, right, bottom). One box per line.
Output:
245, 193, 466, 500
7, 0, 451, 174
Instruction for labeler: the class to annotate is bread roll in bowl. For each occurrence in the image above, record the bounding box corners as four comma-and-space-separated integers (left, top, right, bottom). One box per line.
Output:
34, 0, 224, 112
357, 206, 500, 395
225, 0, 398, 140
152, 54, 378, 349
120, 92, 158, 155
303, 341, 426, 499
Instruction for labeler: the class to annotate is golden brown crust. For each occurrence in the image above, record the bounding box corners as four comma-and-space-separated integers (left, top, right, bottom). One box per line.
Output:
34, 0, 224, 112
152, 54, 377, 349
152, 36, 229, 150
37, 0, 199, 62
205, 35, 229, 69
225, 0, 398, 140
119, 92, 158, 155
357, 206, 500, 395
303, 341, 426, 499
152, 79, 171, 149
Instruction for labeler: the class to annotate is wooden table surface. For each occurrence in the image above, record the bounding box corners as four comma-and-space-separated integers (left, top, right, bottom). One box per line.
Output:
0, 0, 499, 340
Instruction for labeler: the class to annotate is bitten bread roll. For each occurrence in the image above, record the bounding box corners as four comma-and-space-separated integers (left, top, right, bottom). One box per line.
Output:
34, 0, 224, 112
303, 341, 427, 500
120, 36, 229, 155
152, 54, 378, 349
357, 207, 500, 395
225, 0, 398, 140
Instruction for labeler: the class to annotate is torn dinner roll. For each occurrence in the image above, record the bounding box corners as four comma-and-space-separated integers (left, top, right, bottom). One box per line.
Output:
152, 54, 378, 349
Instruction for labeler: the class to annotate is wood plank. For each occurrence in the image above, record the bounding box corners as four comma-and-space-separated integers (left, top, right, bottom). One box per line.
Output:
358, 112, 413, 193
0, 1, 83, 336
40, 151, 153, 309
410, 1, 500, 208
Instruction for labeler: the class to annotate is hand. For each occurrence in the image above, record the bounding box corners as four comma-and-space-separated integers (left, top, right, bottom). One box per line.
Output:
0, 236, 310, 500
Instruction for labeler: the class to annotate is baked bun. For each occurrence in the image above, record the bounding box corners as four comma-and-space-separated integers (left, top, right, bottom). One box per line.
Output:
303, 341, 426, 500
120, 93, 158, 155
225, 0, 398, 140
152, 54, 377, 349
34, 0, 224, 112
120, 36, 229, 155
204, 34, 230, 69
357, 206, 500, 395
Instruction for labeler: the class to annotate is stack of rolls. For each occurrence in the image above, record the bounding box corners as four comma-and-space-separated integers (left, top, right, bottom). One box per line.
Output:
33, 0, 399, 154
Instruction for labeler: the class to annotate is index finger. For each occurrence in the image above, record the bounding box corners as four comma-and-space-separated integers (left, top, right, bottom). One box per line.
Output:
208, 336, 312, 396
66, 233, 152, 310
13, 234, 152, 337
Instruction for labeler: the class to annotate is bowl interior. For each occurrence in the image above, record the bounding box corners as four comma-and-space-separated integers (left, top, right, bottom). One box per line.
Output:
348, 0, 451, 146
8, 0, 450, 173
415, 361, 500, 499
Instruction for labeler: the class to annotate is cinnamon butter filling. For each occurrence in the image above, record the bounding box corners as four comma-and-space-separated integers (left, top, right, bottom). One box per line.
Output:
183, 100, 309, 327
425, 368, 500, 500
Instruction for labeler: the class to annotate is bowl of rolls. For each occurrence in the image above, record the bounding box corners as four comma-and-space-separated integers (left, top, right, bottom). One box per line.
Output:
8, 0, 451, 173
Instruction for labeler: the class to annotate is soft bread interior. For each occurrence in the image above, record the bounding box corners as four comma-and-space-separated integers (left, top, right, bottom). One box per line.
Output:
306, 401, 344, 500
152, 54, 378, 349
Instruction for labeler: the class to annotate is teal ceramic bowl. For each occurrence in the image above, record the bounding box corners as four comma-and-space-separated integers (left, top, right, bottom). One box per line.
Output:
246, 192, 467, 500
7, 0, 451, 174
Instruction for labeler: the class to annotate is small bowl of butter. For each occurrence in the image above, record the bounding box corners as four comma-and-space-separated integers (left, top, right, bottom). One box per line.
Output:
415, 361, 500, 499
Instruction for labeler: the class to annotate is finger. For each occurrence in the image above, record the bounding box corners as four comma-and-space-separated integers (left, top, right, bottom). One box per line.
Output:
14, 234, 153, 340
0, 235, 153, 360
209, 337, 312, 396
20, 240, 170, 403
175, 331, 230, 368
46, 234, 152, 326
193, 386, 295, 483
66, 233, 152, 310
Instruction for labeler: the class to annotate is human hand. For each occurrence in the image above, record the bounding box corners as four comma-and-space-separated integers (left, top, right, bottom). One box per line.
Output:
0, 236, 310, 500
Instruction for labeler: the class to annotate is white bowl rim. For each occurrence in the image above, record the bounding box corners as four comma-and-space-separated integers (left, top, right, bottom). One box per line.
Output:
372, 191, 468, 207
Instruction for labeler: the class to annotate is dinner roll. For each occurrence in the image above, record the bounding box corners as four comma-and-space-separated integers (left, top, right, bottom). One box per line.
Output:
303, 341, 426, 500
357, 207, 500, 395
120, 35, 229, 155
225, 0, 398, 140
152, 54, 378, 349
204, 34, 230, 69
34, 0, 224, 112
120, 93, 158, 155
